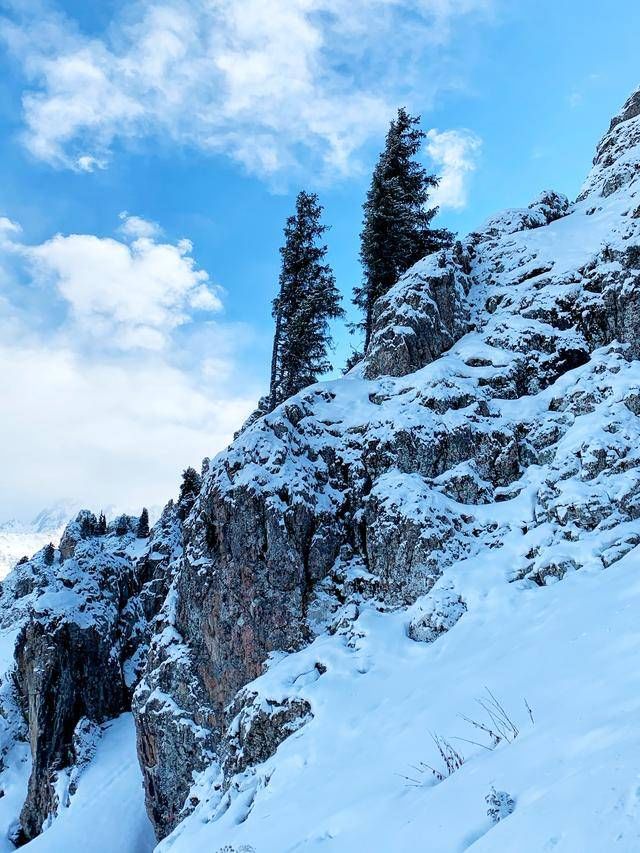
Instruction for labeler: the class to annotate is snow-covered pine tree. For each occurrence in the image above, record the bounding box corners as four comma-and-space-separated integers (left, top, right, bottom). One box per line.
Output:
268, 191, 343, 410
355, 108, 453, 351
115, 514, 129, 536
79, 512, 96, 538
178, 466, 202, 519
43, 543, 55, 565
136, 507, 150, 538
96, 512, 107, 535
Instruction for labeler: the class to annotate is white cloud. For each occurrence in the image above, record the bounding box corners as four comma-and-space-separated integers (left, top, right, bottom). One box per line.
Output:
76, 154, 106, 172
0, 215, 259, 519
118, 212, 161, 240
0, 340, 254, 520
19, 218, 223, 351
0, 217, 22, 245
1, 0, 494, 180
425, 128, 482, 210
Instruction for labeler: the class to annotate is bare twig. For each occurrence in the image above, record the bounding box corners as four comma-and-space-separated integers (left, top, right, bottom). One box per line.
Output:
524, 697, 535, 725
394, 772, 423, 787
449, 735, 494, 752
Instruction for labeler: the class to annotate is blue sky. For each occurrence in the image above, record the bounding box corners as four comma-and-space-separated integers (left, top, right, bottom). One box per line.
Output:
1, 0, 639, 519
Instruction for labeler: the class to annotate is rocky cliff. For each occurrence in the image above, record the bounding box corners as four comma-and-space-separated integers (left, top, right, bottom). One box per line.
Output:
0, 87, 639, 851
0, 506, 182, 843
135, 87, 640, 841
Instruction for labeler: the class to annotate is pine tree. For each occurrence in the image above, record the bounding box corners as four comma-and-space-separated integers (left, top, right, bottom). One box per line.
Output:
268, 191, 343, 410
136, 507, 150, 538
115, 514, 129, 536
79, 512, 96, 538
96, 512, 107, 535
355, 108, 453, 351
43, 543, 55, 565
178, 466, 202, 520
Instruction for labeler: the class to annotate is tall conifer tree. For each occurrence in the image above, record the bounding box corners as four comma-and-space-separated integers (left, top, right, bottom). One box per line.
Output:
355, 108, 453, 351
177, 466, 201, 520
269, 191, 343, 410
137, 507, 150, 538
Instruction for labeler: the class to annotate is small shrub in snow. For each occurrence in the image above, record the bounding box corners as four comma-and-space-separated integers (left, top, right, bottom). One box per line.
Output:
215, 846, 255, 853
400, 734, 465, 785
429, 733, 464, 779
458, 688, 520, 747
400, 692, 532, 790
485, 787, 515, 823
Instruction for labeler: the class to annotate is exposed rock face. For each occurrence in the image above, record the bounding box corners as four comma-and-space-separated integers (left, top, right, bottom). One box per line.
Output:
133, 586, 217, 838
14, 620, 125, 840
579, 86, 640, 200
135, 88, 640, 841
407, 587, 467, 643
362, 253, 472, 380
0, 505, 180, 842
223, 689, 312, 779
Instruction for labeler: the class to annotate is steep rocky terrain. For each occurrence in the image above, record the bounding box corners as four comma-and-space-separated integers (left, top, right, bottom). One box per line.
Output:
0, 505, 182, 845
135, 86, 640, 846
0, 87, 639, 852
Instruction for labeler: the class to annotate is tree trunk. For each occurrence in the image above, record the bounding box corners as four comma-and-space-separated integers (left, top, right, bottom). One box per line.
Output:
269, 307, 282, 411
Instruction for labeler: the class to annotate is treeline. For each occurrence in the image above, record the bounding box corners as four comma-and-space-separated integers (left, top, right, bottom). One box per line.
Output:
263, 107, 453, 413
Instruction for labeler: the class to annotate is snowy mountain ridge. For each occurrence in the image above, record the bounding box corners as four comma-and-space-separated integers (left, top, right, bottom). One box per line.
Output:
0, 504, 163, 580
1, 86, 640, 852
0, 502, 82, 580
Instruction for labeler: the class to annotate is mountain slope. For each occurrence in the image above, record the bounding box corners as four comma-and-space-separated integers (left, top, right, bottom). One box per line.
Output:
161, 516, 640, 852
149, 86, 640, 851
0, 87, 639, 852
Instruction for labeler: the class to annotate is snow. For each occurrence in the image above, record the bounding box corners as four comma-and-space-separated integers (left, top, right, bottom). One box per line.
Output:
0, 503, 161, 578
24, 715, 154, 853
0, 518, 68, 580
160, 511, 640, 853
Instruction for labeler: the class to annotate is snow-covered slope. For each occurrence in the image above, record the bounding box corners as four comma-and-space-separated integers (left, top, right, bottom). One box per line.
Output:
150, 86, 640, 852
162, 523, 640, 852
23, 715, 154, 853
1, 87, 640, 853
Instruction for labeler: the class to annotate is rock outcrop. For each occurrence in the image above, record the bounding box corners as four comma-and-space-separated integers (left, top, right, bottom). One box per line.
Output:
0, 505, 181, 843
134, 87, 640, 841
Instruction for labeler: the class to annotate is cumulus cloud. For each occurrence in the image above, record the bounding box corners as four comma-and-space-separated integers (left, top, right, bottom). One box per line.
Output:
0, 217, 22, 245
425, 128, 482, 210
19, 214, 223, 351
0, 215, 258, 519
1, 0, 494, 180
118, 211, 161, 240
